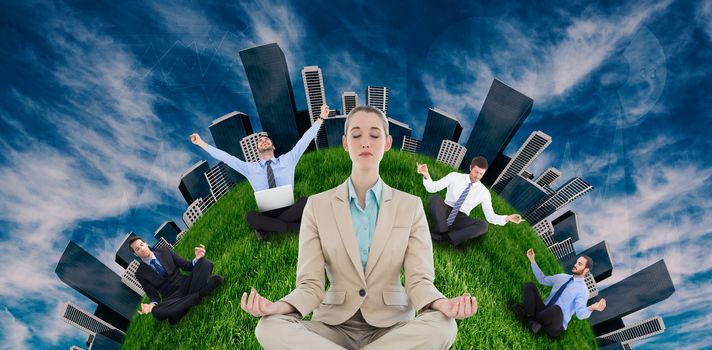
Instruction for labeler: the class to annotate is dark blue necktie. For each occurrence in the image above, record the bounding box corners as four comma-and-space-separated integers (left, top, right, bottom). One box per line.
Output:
546, 277, 573, 307
266, 160, 276, 188
150, 259, 167, 277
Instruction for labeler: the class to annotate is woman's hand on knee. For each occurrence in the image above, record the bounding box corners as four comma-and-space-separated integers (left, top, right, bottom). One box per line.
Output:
240, 288, 295, 317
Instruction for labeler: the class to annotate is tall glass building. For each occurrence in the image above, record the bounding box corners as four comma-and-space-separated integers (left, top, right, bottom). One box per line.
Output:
560, 241, 614, 282
524, 177, 592, 224
387, 116, 412, 152
589, 260, 675, 335
55, 241, 141, 330
420, 108, 463, 159
551, 211, 580, 243
461, 79, 533, 176
498, 174, 548, 214
239, 43, 301, 156
301, 66, 328, 149
154, 221, 181, 244
178, 160, 211, 205
341, 92, 358, 115
114, 232, 138, 269
323, 115, 347, 148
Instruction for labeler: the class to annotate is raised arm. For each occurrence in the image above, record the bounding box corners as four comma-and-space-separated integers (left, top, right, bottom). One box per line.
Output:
404, 196, 446, 311
285, 104, 329, 164
280, 197, 326, 317
190, 133, 250, 175
528, 249, 555, 286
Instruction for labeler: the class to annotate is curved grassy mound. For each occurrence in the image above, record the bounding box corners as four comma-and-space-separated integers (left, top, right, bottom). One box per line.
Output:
122, 148, 598, 349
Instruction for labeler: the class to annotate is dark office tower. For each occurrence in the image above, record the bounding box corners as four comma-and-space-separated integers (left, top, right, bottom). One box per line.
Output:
561, 241, 614, 282
387, 116, 412, 152
525, 177, 593, 225
461, 79, 533, 175
492, 131, 552, 193
89, 332, 122, 350
420, 108, 463, 159
93, 305, 129, 333
114, 232, 138, 269
324, 115, 347, 148
209, 111, 251, 184
481, 153, 511, 186
551, 211, 580, 243
342, 92, 358, 115
154, 221, 181, 244
366, 86, 388, 114
55, 242, 141, 329
295, 109, 316, 152
598, 343, 626, 350
521, 170, 534, 179
597, 316, 665, 348
178, 160, 211, 205
302, 66, 328, 149
589, 260, 675, 335
239, 43, 300, 156
499, 174, 548, 214
536, 167, 562, 187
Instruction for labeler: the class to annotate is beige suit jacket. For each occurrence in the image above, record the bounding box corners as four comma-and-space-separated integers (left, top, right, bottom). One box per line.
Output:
281, 180, 446, 327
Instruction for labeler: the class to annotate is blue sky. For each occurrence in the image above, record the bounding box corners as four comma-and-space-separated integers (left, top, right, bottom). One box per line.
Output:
1, 0, 710, 349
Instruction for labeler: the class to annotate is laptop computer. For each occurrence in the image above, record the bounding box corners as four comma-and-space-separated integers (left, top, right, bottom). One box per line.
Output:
254, 184, 295, 212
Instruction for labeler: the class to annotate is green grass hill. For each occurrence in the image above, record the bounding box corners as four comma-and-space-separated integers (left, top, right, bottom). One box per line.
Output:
122, 148, 598, 349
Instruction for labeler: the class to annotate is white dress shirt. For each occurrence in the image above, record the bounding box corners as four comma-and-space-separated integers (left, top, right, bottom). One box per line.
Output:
423, 172, 507, 225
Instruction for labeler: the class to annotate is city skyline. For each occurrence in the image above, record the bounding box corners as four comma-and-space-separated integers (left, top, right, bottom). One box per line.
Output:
1, 1, 709, 349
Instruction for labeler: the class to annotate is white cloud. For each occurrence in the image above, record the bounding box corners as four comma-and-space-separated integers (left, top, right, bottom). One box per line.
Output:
698, 0, 712, 42
0, 7, 194, 348
421, 0, 673, 133
0, 308, 30, 350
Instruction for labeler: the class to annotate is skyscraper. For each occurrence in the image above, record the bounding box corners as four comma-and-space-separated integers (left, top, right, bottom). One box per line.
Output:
55, 242, 141, 329
366, 86, 388, 114
584, 272, 599, 299
323, 115, 347, 148
536, 167, 562, 187
209, 111, 252, 183
178, 160, 211, 205
548, 238, 576, 262
342, 91, 358, 115
120, 260, 144, 296
154, 221, 181, 245
461, 79, 533, 177
481, 153, 512, 187
551, 211, 580, 243
420, 108, 463, 159
589, 260, 675, 335
492, 131, 552, 193
401, 136, 421, 153
205, 161, 235, 202
240, 132, 268, 162
436, 140, 467, 168
498, 174, 548, 215
524, 177, 593, 225
60, 302, 125, 344
387, 116, 412, 150
183, 197, 205, 228
532, 219, 556, 247
113, 232, 137, 269
88, 332, 122, 350
302, 66, 328, 149
560, 241, 614, 282
239, 43, 301, 156
152, 237, 174, 251
597, 316, 665, 347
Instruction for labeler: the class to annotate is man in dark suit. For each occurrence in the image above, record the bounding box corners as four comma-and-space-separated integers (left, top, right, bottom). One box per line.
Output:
129, 236, 224, 325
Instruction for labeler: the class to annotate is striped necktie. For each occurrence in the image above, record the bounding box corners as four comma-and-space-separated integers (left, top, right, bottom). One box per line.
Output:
265, 160, 276, 188
546, 277, 574, 307
446, 182, 473, 226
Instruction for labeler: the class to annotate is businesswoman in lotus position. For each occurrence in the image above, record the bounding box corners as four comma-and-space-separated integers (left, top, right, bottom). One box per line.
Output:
240, 105, 477, 349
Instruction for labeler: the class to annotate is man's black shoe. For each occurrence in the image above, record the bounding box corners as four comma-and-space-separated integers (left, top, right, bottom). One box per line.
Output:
529, 320, 542, 334
430, 232, 447, 242
255, 229, 268, 241
200, 275, 224, 298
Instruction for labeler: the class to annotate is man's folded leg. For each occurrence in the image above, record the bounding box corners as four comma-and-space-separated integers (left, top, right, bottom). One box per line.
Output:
255, 313, 355, 350
362, 310, 457, 350
151, 293, 203, 325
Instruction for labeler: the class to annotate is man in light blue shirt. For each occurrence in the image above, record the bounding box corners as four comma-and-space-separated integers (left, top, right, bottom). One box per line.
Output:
190, 105, 330, 240
512, 248, 607, 337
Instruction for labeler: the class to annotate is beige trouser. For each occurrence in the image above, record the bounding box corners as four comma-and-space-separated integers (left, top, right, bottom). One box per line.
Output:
255, 309, 458, 350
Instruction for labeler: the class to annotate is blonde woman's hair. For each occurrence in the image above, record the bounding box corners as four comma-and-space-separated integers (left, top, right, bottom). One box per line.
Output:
343, 106, 389, 136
